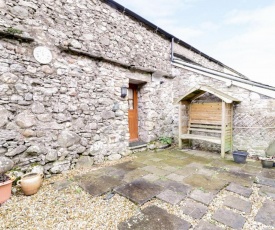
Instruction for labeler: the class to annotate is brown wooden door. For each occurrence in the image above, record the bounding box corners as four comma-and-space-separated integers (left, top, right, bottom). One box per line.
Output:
128, 84, 138, 142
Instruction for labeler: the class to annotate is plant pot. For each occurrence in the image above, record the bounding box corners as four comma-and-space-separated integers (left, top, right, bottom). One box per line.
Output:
233, 151, 248, 164
17, 173, 44, 196
261, 159, 274, 168
0, 179, 12, 204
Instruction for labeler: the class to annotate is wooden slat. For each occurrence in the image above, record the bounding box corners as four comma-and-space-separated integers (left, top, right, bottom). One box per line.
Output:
190, 124, 222, 129
181, 134, 221, 144
189, 128, 222, 133
190, 115, 222, 121
190, 119, 222, 124
191, 102, 222, 108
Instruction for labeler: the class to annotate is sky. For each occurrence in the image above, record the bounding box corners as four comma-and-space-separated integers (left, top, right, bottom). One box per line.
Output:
115, 0, 275, 87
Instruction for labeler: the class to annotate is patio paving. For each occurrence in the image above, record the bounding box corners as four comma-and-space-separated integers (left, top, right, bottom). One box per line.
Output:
114, 178, 163, 205
118, 205, 192, 230
74, 148, 275, 229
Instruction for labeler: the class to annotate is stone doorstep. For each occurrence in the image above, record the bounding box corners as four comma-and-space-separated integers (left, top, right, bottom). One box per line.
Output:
129, 144, 147, 150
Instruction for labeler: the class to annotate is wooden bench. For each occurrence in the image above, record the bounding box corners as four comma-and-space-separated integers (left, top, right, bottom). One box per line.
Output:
177, 85, 240, 158
179, 102, 233, 158
181, 123, 222, 145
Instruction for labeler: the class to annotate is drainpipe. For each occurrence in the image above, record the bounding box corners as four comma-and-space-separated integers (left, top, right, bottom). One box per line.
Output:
173, 58, 275, 92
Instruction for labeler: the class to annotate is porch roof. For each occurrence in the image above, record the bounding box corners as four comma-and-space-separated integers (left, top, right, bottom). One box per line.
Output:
176, 85, 241, 104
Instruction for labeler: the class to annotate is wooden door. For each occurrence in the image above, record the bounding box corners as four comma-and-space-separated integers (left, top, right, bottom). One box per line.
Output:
128, 84, 138, 142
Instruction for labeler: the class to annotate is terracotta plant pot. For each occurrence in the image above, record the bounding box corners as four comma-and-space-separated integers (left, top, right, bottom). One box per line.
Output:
0, 179, 13, 204
17, 173, 44, 196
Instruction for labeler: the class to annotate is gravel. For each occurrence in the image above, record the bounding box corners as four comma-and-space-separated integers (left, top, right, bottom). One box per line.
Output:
0, 157, 137, 230
0, 156, 274, 230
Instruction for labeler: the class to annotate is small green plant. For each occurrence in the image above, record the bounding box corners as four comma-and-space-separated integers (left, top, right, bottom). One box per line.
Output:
159, 136, 172, 145
75, 186, 82, 194
198, 187, 205, 192
6, 27, 23, 35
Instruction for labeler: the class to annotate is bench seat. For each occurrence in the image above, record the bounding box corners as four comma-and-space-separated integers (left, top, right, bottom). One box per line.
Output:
180, 134, 221, 145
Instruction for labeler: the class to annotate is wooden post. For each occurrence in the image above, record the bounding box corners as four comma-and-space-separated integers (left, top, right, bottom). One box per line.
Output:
230, 104, 234, 153
221, 101, 226, 158
178, 101, 182, 149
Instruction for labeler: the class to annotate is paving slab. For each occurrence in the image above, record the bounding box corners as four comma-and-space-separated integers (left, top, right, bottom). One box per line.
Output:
118, 205, 192, 230
164, 158, 195, 167
182, 200, 208, 219
112, 161, 146, 173
150, 157, 163, 162
141, 165, 170, 176
223, 195, 251, 213
122, 169, 149, 183
242, 165, 262, 175
157, 189, 186, 205
259, 169, 275, 179
216, 171, 255, 187
155, 180, 191, 195
174, 166, 199, 176
197, 167, 217, 177
257, 176, 275, 188
255, 200, 275, 227
212, 208, 246, 229
189, 189, 216, 205
225, 182, 252, 197
142, 173, 159, 182
161, 165, 178, 172
114, 179, 163, 205
78, 175, 123, 196
194, 220, 223, 230
183, 174, 228, 191
74, 167, 111, 180
166, 173, 186, 182
259, 185, 275, 199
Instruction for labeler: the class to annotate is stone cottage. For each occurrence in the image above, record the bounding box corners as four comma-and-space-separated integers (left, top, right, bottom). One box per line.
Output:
0, 0, 274, 174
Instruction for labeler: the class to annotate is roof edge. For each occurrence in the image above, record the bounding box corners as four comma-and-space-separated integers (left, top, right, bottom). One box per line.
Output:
176, 85, 242, 104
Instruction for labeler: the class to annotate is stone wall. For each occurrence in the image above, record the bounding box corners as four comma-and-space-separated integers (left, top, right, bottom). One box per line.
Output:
0, 0, 180, 173
0, 0, 274, 175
